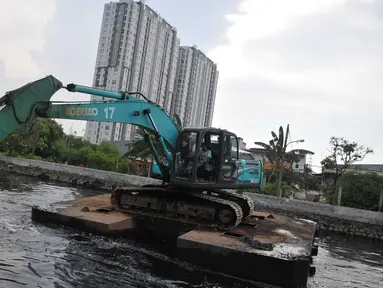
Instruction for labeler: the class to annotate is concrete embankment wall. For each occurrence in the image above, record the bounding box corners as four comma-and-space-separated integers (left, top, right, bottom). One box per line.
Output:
0, 156, 160, 190
245, 192, 383, 240
1, 156, 382, 240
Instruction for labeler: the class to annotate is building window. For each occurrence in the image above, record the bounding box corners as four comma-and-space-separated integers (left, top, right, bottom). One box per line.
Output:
105, 125, 110, 130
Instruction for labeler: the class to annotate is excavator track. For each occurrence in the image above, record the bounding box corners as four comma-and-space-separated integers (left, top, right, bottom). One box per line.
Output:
201, 189, 255, 218
137, 184, 255, 218
111, 186, 243, 230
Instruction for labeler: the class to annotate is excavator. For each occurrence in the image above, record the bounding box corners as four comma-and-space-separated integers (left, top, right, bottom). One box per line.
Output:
0, 75, 261, 230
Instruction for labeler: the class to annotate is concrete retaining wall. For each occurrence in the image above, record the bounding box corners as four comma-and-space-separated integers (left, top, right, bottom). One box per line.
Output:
245, 192, 383, 240
1, 156, 382, 239
0, 156, 160, 190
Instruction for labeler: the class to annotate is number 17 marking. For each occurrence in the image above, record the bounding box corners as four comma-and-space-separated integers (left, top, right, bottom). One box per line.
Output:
104, 107, 115, 119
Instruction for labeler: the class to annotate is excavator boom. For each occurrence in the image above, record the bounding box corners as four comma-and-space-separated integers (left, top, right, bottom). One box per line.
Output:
0, 75, 256, 230
43, 101, 177, 158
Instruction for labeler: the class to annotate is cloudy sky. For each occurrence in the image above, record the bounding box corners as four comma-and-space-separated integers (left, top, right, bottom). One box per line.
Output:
1, 0, 382, 168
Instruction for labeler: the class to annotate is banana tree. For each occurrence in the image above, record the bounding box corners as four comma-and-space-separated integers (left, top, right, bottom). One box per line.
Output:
254, 124, 304, 196
254, 125, 290, 183
253, 141, 278, 183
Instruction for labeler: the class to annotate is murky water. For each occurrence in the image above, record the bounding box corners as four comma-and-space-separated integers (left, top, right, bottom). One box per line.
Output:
0, 172, 382, 288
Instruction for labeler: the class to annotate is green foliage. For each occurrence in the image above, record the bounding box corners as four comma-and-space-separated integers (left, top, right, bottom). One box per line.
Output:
0, 118, 144, 175
254, 124, 311, 198
238, 181, 296, 198
263, 183, 277, 195
321, 136, 373, 204
254, 125, 288, 184
0, 118, 65, 158
124, 128, 162, 161
254, 124, 310, 185
18, 154, 44, 161
125, 114, 182, 162
0, 115, 184, 177
321, 137, 373, 171
282, 168, 322, 191
322, 172, 382, 211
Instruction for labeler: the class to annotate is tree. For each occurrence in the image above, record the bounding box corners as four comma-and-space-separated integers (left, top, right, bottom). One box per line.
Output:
0, 118, 129, 173
340, 172, 383, 211
0, 118, 65, 159
254, 124, 305, 196
321, 137, 373, 204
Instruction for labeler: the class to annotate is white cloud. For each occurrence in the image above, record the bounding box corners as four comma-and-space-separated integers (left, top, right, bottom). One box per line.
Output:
0, 0, 56, 78
208, 0, 383, 166
224, 0, 348, 44
1, 0, 382, 168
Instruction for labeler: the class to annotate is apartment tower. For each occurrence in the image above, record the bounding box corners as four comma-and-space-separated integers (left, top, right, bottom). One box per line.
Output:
170, 46, 219, 128
84, 0, 180, 144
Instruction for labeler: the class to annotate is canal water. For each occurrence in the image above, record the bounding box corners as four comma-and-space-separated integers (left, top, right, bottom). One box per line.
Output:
0, 172, 382, 288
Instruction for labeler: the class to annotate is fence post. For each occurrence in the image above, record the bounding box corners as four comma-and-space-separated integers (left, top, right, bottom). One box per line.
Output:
337, 185, 342, 206
378, 189, 383, 212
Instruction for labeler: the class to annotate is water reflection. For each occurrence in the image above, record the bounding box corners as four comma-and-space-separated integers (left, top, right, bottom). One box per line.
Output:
51, 230, 264, 288
320, 232, 383, 267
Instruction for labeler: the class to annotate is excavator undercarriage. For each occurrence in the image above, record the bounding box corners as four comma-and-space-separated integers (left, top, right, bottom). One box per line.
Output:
111, 185, 255, 230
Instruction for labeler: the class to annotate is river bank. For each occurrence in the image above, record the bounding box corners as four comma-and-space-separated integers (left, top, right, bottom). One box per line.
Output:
1, 155, 383, 240
0, 155, 160, 190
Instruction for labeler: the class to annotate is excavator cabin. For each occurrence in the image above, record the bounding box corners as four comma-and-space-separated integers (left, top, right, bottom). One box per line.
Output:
171, 127, 243, 189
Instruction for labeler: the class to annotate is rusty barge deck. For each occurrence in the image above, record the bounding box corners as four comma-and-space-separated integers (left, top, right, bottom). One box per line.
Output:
31, 193, 319, 288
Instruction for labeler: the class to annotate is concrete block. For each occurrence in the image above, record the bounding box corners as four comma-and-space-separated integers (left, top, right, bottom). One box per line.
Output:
31, 194, 137, 235
177, 214, 317, 288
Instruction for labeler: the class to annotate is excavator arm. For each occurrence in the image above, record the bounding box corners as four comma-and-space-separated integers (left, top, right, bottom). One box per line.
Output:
0, 75, 179, 179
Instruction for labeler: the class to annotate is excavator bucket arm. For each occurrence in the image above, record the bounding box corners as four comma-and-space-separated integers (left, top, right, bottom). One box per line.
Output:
0, 75, 63, 141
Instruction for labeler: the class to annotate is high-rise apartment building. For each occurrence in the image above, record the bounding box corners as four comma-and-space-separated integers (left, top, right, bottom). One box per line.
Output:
170, 46, 219, 128
84, 0, 180, 144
